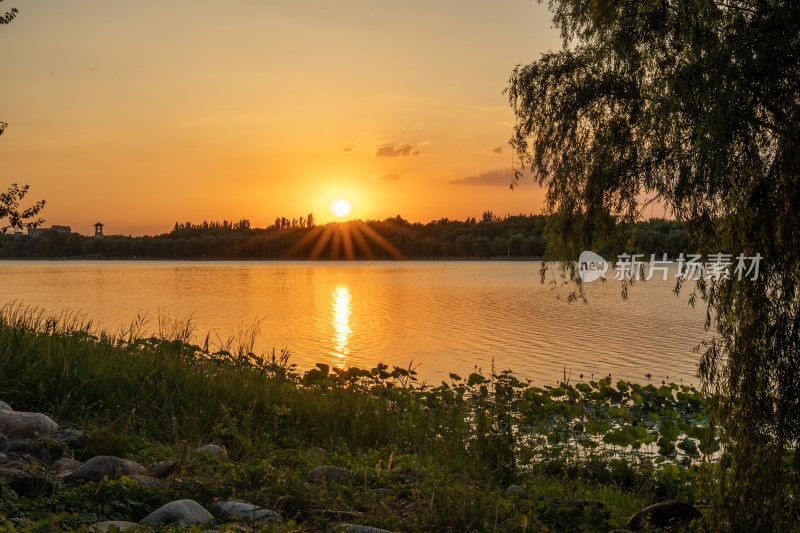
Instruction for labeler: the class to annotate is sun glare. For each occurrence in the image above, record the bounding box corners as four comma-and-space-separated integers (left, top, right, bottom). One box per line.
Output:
331, 198, 352, 217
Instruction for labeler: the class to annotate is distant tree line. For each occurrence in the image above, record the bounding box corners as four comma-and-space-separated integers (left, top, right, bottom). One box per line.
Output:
0, 212, 689, 260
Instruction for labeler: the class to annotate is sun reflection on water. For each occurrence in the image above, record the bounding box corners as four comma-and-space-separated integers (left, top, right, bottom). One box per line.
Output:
331, 285, 351, 360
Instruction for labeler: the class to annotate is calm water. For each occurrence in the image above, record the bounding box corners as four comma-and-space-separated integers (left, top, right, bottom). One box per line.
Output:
0, 260, 710, 386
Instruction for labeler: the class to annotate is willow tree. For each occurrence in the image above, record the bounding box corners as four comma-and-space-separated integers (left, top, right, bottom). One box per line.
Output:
507, 0, 799, 529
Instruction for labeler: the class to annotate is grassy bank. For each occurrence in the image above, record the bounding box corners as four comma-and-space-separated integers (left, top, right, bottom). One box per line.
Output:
0, 303, 717, 531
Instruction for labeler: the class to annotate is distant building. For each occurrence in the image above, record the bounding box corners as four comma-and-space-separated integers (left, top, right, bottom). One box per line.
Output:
94, 222, 104, 239
27, 225, 72, 237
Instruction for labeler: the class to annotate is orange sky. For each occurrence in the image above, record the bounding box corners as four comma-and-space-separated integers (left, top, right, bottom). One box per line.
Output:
2, 1, 561, 236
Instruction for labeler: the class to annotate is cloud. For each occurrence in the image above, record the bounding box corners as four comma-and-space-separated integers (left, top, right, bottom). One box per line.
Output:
368, 172, 405, 182
341, 145, 356, 153
449, 168, 535, 187
481, 105, 507, 112
487, 146, 503, 154
374, 142, 422, 158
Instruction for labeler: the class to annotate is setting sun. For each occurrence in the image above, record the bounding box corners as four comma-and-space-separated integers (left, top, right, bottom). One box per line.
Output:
331, 199, 352, 217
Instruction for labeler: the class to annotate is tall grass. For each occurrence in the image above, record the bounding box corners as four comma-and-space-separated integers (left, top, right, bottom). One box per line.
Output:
0, 303, 448, 457
0, 303, 710, 493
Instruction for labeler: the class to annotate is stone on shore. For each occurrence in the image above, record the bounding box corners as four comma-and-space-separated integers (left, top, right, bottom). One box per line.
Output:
149, 459, 177, 477
309, 509, 364, 521
51, 457, 82, 476
139, 499, 214, 525
211, 500, 284, 524
2, 438, 64, 462
0, 401, 11, 411
626, 500, 701, 531
308, 465, 352, 483
73, 456, 147, 482
0, 411, 58, 439
336, 524, 394, 533
194, 443, 227, 457
128, 474, 164, 489
48, 428, 84, 447
89, 521, 138, 532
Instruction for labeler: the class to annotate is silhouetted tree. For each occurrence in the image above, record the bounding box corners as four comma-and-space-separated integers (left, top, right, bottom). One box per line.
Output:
0, 1, 17, 25
2, 213, 687, 261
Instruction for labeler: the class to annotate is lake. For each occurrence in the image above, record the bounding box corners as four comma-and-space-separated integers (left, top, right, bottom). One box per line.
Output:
0, 260, 710, 386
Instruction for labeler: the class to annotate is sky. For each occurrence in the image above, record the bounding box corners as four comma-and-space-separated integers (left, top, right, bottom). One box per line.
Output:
2, 1, 562, 236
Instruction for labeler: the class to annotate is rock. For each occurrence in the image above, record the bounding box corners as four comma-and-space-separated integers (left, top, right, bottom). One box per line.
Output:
0, 401, 11, 411
150, 460, 177, 477
626, 500, 702, 531
453, 472, 470, 482
211, 500, 284, 524
0, 411, 58, 439
73, 456, 147, 482
128, 474, 163, 489
52, 457, 81, 469
309, 509, 364, 521
194, 444, 227, 457
89, 521, 138, 532
506, 484, 528, 499
308, 465, 352, 483
51, 458, 82, 476
336, 525, 393, 533
139, 499, 214, 525
3, 439, 64, 462
48, 428, 84, 447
